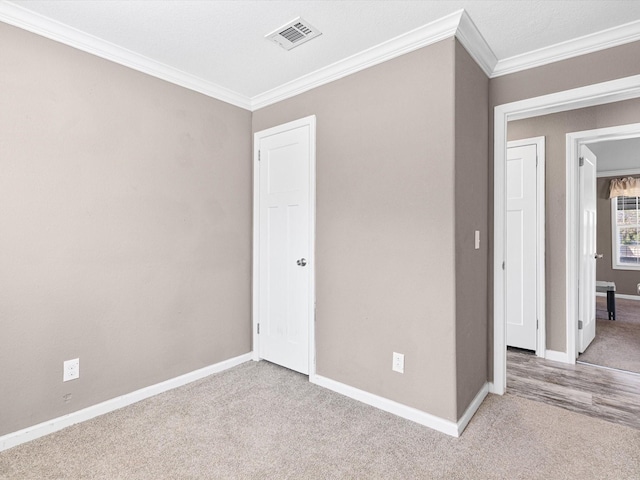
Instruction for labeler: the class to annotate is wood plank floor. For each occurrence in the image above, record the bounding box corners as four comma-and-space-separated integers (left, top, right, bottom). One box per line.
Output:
507, 349, 640, 430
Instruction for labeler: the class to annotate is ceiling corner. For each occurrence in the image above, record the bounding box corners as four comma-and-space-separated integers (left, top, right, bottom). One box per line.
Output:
455, 10, 497, 78
0, 1, 253, 110
492, 18, 640, 78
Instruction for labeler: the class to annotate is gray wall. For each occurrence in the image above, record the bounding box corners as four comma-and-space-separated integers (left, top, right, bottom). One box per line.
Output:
0, 23, 252, 435
597, 176, 640, 296
254, 38, 459, 421
488, 40, 640, 370
253, 38, 489, 422
454, 41, 489, 418
507, 99, 640, 351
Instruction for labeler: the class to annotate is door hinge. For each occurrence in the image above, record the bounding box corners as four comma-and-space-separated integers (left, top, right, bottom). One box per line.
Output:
502, 261, 505, 270
258, 150, 261, 162
579, 156, 584, 167
578, 320, 583, 330
536, 155, 539, 167
257, 323, 260, 334
536, 319, 539, 329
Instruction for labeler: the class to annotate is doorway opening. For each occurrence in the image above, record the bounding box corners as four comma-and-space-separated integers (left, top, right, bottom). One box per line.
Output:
493, 74, 640, 395
569, 125, 640, 375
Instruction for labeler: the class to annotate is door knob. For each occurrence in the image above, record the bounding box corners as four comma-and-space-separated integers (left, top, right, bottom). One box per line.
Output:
296, 258, 307, 267
595, 254, 603, 259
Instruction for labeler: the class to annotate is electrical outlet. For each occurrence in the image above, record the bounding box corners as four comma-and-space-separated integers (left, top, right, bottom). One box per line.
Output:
474, 230, 480, 250
392, 352, 404, 373
63, 358, 79, 382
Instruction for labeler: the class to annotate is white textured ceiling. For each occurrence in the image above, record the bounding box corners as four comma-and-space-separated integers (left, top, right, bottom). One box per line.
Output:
6, 0, 640, 99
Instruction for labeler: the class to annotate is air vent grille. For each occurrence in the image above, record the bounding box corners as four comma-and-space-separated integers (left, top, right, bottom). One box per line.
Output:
266, 17, 322, 51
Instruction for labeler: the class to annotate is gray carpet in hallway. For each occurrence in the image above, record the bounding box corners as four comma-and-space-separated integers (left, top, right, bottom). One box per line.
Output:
1, 360, 639, 479
579, 296, 640, 374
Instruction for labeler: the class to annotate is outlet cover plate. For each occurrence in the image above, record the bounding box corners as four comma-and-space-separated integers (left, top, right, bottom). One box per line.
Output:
392, 352, 404, 373
63, 358, 79, 382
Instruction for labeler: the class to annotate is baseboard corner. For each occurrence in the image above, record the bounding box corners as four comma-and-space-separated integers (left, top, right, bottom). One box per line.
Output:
456, 382, 489, 436
0, 352, 253, 452
311, 374, 459, 437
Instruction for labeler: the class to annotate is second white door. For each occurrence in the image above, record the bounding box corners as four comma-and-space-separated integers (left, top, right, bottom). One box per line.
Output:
578, 144, 597, 353
254, 116, 315, 375
506, 141, 539, 351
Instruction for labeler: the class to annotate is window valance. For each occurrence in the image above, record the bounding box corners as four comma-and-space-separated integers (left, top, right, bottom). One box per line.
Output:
609, 176, 640, 198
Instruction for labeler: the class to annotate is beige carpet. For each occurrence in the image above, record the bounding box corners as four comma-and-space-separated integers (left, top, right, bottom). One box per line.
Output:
579, 297, 640, 374
1, 361, 640, 480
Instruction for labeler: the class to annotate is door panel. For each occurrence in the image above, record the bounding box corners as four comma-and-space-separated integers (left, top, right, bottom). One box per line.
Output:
579, 145, 597, 353
506, 143, 538, 351
257, 122, 312, 374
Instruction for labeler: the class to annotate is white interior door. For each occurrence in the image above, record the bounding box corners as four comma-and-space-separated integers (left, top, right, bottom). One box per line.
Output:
254, 117, 315, 375
506, 142, 538, 351
578, 145, 597, 353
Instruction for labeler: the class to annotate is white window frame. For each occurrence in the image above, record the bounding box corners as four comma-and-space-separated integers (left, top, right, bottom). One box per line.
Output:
611, 195, 640, 271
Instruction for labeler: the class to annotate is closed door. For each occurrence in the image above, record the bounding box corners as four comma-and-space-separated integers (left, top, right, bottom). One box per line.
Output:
254, 117, 315, 375
578, 145, 597, 353
506, 143, 538, 351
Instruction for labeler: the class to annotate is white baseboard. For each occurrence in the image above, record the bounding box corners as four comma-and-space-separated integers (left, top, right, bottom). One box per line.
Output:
0, 352, 253, 452
311, 375, 488, 438
456, 383, 489, 435
545, 349, 572, 364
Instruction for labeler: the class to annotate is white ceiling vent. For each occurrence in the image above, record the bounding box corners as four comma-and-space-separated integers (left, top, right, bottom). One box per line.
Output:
266, 17, 322, 51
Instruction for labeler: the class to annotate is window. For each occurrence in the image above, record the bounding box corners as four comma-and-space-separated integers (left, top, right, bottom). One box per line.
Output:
611, 195, 640, 270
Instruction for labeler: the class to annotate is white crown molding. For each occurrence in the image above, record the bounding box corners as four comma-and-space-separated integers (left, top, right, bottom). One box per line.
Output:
251, 10, 465, 110
455, 10, 497, 77
0, 1, 252, 110
492, 19, 640, 78
6, 0, 640, 110
251, 9, 497, 110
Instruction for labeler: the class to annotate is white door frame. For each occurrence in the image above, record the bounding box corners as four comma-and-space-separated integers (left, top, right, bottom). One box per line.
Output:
252, 115, 317, 379
567, 123, 640, 357
506, 137, 546, 358
492, 74, 640, 395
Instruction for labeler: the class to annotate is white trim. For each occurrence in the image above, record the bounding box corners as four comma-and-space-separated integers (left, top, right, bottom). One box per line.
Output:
251, 10, 462, 110
506, 137, 546, 359
456, 383, 490, 436
0, 1, 252, 110
544, 349, 572, 364
597, 168, 640, 178
0, 352, 252, 452
448, 10, 497, 78
251, 10, 497, 110
312, 375, 488, 437
611, 195, 640, 271
5, 1, 640, 110
493, 19, 640, 77
493, 74, 640, 395
567, 124, 640, 357
252, 115, 317, 377
565, 132, 580, 363
0, 4, 495, 112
